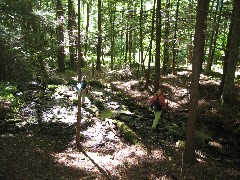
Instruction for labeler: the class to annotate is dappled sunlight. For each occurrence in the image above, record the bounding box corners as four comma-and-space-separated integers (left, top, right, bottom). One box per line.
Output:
53, 143, 166, 178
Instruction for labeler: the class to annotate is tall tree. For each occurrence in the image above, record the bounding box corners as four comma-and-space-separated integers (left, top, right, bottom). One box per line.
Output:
109, 0, 116, 70
84, 3, 90, 57
56, 0, 65, 72
219, 23, 232, 95
221, 0, 240, 104
76, 0, 84, 149
162, 0, 170, 74
145, 0, 156, 88
172, 0, 180, 75
139, 0, 144, 69
183, 0, 210, 164
96, 0, 102, 70
68, 0, 76, 70
205, 0, 223, 73
154, 0, 162, 92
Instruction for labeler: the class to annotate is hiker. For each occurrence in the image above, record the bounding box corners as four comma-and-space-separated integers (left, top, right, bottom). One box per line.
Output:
148, 88, 167, 130
76, 76, 89, 105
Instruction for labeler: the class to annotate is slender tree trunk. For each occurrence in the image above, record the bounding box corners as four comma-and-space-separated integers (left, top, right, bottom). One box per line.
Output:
96, 0, 102, 70
125, 29, 129, 63
163, 0, 170, 74
109, 1, 115, 70
172, 0, 180, 75
140, 0, 144, 70
187, 34, 193, 64
183, 0, 210, 164
76, 0, 83, 149
219, 24, 232, 95
221, 0, 240, 104
154, 0, 162, 92
206, 0, 223, 73
128, 4, 133, 65
84, 3, 90, 57
145, 0, 156, 88
0, 40, 6, 80
68, 0, 76, 70
210, 0, 223, 67
56, 0, 65, 72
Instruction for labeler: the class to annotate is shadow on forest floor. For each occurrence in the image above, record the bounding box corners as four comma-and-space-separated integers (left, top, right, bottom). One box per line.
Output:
0, 68, 240, 179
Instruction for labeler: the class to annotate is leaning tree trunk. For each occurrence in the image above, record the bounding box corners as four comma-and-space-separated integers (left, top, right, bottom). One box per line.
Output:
183, 0, 210, 164
221, 0, 240, 104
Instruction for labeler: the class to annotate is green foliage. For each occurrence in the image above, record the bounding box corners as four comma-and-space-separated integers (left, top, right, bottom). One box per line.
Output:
47, 84, 58, 92
0, 83, 17, 101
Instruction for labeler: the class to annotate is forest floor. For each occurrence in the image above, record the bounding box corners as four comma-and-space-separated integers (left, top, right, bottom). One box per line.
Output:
0, 68, 240, 179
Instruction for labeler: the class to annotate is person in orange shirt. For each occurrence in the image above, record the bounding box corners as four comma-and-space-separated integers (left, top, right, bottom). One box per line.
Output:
148, 88, 167, 130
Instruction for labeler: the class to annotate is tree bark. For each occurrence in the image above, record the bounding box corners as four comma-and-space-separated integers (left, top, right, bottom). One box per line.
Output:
183, 0, 210, 164
145, 0, 156, 89
140, 0, 144, 70
76, 0, 83, 149
172, 0, 180, 75
206, 0, 223, 73
221, 0, 240, 104
68, 0, 76, 70
154, 0, 162, 92
96, 0, 102, 70
56, 0, 65, 72
162, 0, 170, 74
84, 3, 90, 57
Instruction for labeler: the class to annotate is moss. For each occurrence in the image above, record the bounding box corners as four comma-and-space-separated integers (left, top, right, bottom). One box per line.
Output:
99, 109, 115, 119
113, 120, 139, 145
47, 84, 58, 92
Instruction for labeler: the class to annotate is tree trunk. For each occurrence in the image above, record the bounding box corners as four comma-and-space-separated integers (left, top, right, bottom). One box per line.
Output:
140, 0, 144, 70
145, 0, 156, 89
128, 5, 133, 65
109, 1, 115, 70
172, 0, 180, 75
96, 0, 102, 70
206, 0, 223, 73
56, 0, 65, 72
125, 29, 129, 63
84, 3, 90, 57
219, 24, 232, 95
162, 0, 170, 74
183, 0, 210, 164
0, 40, 6, 80
68, 0, 76, 70
221, 0, 240, 104
154, 0, 162, 92
76, 0, 83, 149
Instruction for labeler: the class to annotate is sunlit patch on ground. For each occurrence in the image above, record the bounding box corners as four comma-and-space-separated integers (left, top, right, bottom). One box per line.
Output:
53, 144, 166, 178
